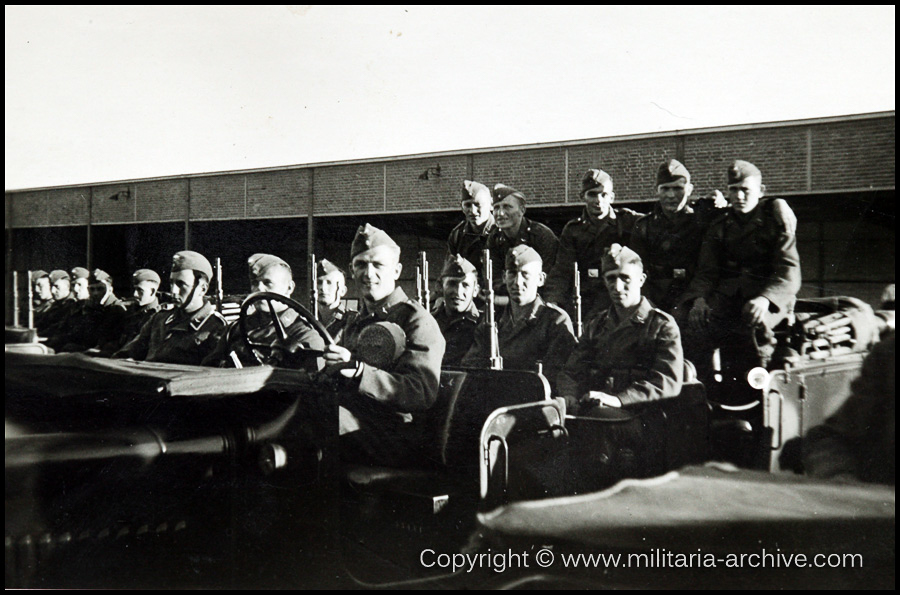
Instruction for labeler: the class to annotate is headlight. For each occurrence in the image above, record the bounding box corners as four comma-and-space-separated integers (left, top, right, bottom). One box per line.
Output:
747, 367, 770, 390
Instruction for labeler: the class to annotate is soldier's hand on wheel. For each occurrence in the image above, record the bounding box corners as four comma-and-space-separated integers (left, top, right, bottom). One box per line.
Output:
323, 343, 352, 366
689, 298, 711, 331
323, 344, 362, 378
743, 296, 770, 326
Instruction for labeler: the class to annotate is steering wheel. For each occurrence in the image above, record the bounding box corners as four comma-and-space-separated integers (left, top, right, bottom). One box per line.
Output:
239, 291, 335, 367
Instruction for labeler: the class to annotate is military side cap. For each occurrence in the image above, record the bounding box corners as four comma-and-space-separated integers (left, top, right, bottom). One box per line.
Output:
248, 253, 291, 277
582, 169, 613, 195
657, 159, 691, 185
505, 245, 542, 270
462, 179, 491, 202
601, 243, 642, 273
727, 160, 762, 185
492, 183, 527, 205
351, 224, 400, 259
49, 270, 70, 283
31, 269, 49, 280
71, 267, 90, 279
441, 254, 477, 279
172, 250, 213, 279
132, 269, 161, 285
89, 269, 113, 284
316, 258, 345, 277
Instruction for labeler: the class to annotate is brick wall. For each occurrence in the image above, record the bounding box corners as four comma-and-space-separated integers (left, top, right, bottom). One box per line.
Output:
5, 112, 895, 314
6, 112, 893, 227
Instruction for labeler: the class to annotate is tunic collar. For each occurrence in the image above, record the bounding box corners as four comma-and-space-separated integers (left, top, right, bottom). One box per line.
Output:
359, 287, 409, 320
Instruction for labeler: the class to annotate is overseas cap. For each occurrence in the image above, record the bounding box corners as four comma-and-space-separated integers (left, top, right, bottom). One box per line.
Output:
727, 160, 762, 185
49, 270, 70, 283
351, 224, 401, 259
657, 159, 691, 185
89, 269, 113, 284
440, 254, 477, 279
132, 269, 161, 285
71, 267, 90, 280
317, 258, 345, 277
582, 169, 613, 195
248, 253, 291, 277
31, 270, 49, 281
172, 250, 213, 280
462, 179, 492, 203
505, 245, 542, 271
601, 243, 643, 273
492, 183, 527, 205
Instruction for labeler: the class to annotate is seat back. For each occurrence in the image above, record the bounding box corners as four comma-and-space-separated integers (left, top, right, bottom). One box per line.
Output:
425, 368, 551, 472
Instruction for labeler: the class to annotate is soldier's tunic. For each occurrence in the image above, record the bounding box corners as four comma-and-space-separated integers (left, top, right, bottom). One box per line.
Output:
683, 197, 801, 376
54, 293, 128, 352
32, 299, 55, 329
461, 295, 576, 390
319, 304, 349, 344
557, 296, 683, 411
202, 307, 325, 370
37, 295, 77, 340
114, 301, 226, 366
431, 299, 480, 367
447, 216, 497, 279
338, 287, 446, 467
544, 207, 641, 317
97, 298, 162, 356
630, 202, 722, 316
485, 217, 559, 298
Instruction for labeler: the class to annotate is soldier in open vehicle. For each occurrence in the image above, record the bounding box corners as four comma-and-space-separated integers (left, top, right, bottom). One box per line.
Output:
462, 244, 576, 390
203, 253, 325, 370
315, 258, 350, 342
114, 251, 226, 365
431, 254, 481, 367
683, 160, 801, 396
558, 243, 683, 412
322, 223, 446, 468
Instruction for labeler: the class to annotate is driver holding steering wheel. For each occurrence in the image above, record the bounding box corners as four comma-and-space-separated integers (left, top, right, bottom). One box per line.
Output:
202, 253, 326, 370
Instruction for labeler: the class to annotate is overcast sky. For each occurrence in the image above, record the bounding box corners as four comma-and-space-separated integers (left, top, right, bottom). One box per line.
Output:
5, 5, 895, 190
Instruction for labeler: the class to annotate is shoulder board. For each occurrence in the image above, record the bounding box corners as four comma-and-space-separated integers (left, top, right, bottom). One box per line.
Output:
398, 299, 422, 312
544, 301, 571, 319
649, 306, 677, 326
765, 198, 796, 232
190, 308, 226, 331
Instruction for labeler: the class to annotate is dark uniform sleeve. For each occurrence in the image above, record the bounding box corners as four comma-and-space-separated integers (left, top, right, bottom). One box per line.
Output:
758, 199, 802, 313
533, 223, 560, 271
113, 313, 155, 360
803, 334, 895, 483
355, 306, 446, 413
617, 208, 642, 245
683, 224, 722, 305
616, 313, 684, 406
556, 319, 597, 409
543, 223, 576, 307
539, 308, 578, 393
460, 322, 489, 368
200, 322, 239, 367
629, 215, 651, 264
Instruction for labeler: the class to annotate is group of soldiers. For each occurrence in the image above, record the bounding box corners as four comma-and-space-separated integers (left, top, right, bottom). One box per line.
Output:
441, 158, 799, 410
24, 158, 802, 468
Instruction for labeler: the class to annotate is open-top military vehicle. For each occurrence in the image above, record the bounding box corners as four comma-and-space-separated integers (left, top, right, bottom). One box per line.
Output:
5, 292, 895, 589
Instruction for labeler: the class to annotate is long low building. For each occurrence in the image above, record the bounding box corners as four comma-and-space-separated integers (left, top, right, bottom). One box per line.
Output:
5, 111, 895, 320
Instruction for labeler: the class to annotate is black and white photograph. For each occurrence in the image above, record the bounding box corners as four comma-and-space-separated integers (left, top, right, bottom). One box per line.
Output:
5, 5, 894, 589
